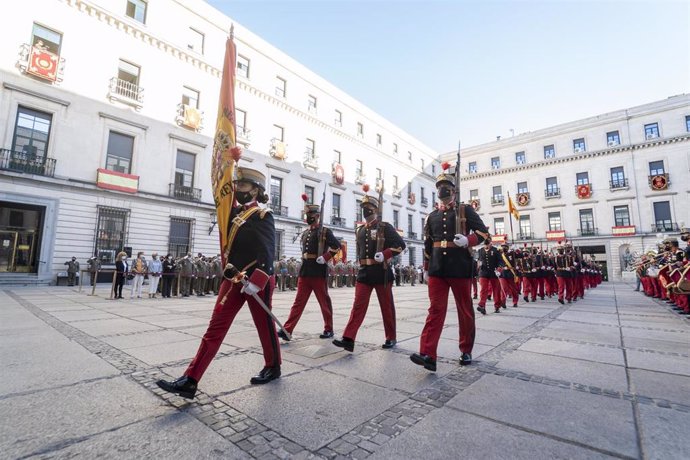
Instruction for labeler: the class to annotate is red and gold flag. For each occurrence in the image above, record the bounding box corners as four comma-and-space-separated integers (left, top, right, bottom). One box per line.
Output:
507, 194, 520, 220
211, 34, 241, 264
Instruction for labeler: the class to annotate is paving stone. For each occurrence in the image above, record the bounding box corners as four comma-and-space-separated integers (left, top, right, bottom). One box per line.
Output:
123, 339, 235, 366
629, 368, 690, 405
68, 317, 162, 336
518, 337, 625, 366
638, 404, 690, 460
539, 320, 622, 346
626, 349, 690, 377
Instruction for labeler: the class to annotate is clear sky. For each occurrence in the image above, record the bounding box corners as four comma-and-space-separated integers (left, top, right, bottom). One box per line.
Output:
207, 0, 690, 153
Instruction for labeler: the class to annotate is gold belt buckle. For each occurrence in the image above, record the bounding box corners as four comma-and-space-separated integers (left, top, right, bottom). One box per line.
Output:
232, 216, 246, 227
441, 240, 447, 248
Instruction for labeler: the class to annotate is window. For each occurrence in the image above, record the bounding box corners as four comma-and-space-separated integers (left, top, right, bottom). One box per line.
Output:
644, 123, 659, 139
272, 124, 284, 142
420, 186, 426, 202
607, 130, 620, 146
432, 191, 436, 204
519, 215, 531, 238
333, 150, 341, 164
332, 193, 341, 217
545, 177, 559, 197
237, 55, 250, 78
304, 185, 315, 204
573, 138, 586, 152
355, 199, 363, 222
407, 182, 413, 199
393, 143, 398, 156
95, 207, 129, 264
468, 161, 477, 173
515, 151, 526, 165
305, 138, 315, 159
431, 163, 436, 175
579, 209, 595, 235
470, 189, 479, 200
182, 86, 199, 109
117, 59, 140, 87
544, 144, 555, 159
494, 218, 505, 235
614, 205, 630, 226
421, 158, 425, 170
653, 201, 672, 231
491, 157, 501, 169
376, 133, 382, 147
12, 106, 52, 158
174, 150, 195, 187
32, 23, 62, 56
686, 115, 690, 132
376, 168, 382, 180
274, 230, 283, 260
649, 160, 664, 175
610, 166, 626, 188
188, 28, 204, 54
125, 0, 147, 23
393, 175, 399, 191
357, 122, 364, 137
355, 160, 363, 178
334, 109, 342, 127
308, 95, 317, 113
105, 131, 134, 174
168, 217, 193, 258
408, 214, 414, 235
236, 109, 247, 134
492, 185, 503, 203
393, 210, 399, 229
548, 212, 562, 231
275, 76, 286, 98
517, 182, 528, 194
576, 172, 589, 185
270, 176, 282, 207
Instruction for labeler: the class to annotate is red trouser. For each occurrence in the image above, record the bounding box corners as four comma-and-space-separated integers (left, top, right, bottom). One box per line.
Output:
479, 277, 502, 308
576, 276, 585, 298
283, 276, 333, 334
557, 275, 573, 301
184, 277, 280, 382
472, 277, 478, 297
523, 277, 538, 300
536, 277, 545, 298
343, 282, 396, 341
499, 277, 520, 305
547, 275, 557, 296
420, 277, 474, 359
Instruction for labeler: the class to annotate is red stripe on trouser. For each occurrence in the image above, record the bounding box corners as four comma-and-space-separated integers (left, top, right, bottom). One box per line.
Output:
479, 277, 502, 308
342, 282, 396, 341
420, 277, 474, 359
500, 277, 520, 304
283, 276, 333, 333
523, 277, 538, 299
184, 277, 280, 382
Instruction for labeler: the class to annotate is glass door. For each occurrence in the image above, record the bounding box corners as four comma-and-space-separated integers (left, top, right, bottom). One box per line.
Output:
0, 232, 18, 272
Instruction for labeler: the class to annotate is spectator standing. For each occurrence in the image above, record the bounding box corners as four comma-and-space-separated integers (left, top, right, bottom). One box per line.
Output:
114, 251, 128, 299
148, 253, 162, 298
130, 252, 147, 299
64, 257, 79, 286
162, 254, 176, 298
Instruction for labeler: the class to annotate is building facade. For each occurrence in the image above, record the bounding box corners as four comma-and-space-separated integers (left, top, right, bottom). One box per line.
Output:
0, 0, 437, 283
443, 95, 690, 280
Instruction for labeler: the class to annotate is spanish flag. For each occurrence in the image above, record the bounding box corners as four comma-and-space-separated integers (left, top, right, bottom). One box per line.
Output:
211, 32, 241, 264
508, 194, 520, 220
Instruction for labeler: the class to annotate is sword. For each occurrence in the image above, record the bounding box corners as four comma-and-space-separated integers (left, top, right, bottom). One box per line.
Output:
223, 263, 292, 340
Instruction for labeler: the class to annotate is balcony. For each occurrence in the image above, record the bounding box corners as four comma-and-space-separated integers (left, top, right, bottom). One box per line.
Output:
545, 188, 561, 199
651, 223, 679, 233
269, 203, 288, 216
392, 188, 402, 198
237, 127, 252, 146
175, 103, 204, 133
169, 183, 201, 202
609, 178, 629, 190
0, 148, 56, 177
108, 77, 144, 109
354, 174, 366, 185
331, 216, 347, 228
421, 197, 429, 207
302, 151, 318, 171
407, 232, 418, 239
517, 232, 534, 240
648, 173, 670, 191
491, 195, 504, 206
577, 227, 598, 237
17, 43, 64, 83
270, 138, 287, 160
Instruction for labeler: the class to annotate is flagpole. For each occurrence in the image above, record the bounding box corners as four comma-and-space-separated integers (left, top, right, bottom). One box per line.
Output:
507, 191, 515, 243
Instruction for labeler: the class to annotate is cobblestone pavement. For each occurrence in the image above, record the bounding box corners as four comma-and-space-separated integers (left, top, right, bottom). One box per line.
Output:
2, 281, 689, 459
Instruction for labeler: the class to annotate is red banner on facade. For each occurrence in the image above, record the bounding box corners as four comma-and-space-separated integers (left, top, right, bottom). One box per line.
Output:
546, 230, 566, 241
612, 226, 636, 236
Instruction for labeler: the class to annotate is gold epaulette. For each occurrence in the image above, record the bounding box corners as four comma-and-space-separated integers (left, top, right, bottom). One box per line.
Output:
260, 208, 272, 219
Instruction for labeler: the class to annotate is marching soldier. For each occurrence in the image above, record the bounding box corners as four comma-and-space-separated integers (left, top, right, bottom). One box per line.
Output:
498, 242, 521, 308
333, 185, 405, 352
477, 239, 503, 314
279, 196, 341, 340
410, 162, 489, 371
555, 243, 572, 304
157, 166, 281, 398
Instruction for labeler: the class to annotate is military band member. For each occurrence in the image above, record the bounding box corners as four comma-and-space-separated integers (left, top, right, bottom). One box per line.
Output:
555, 243, 572, 304
279, 195, 341, 340
410, 163, 489, 371
157, 167, 281, 398
477, 239, 504, 314
333, 185, 405, 352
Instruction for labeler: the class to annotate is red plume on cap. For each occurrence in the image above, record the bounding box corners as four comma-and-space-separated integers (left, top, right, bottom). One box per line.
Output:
362, 184, 370, 193
441, 161, 451, 171
524, 243, 527, 248
301, 193, 308, 202
230, 146, 242, 162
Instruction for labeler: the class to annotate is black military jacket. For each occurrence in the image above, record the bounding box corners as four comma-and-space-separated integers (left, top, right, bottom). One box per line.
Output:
498, 250, 520, 279
299, 225, 341, 278
554, 252, 571, 277
478, 246, 501, 278
424, 204, 488, 278
227, 205, 275, 278
355, 221, 405, 285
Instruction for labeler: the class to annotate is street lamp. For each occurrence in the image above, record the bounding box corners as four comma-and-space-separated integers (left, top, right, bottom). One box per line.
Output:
208, 211, 217, 235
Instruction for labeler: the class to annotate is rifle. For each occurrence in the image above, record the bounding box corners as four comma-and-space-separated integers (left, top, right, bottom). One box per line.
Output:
317, 185, 327, 256
455, 140, 466, 236
376, 179, 387, 288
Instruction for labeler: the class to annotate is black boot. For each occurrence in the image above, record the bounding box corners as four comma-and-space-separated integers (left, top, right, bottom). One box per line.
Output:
477, 306, 487, 315
319, 330, 334, 339
460, 353, 472, 366
333, 337, 355, 352
277, 329, 290, 341
250, 366, 281, 384
410, 353, 437, 372
156, 376, 197, 399
382, 339, 397, 349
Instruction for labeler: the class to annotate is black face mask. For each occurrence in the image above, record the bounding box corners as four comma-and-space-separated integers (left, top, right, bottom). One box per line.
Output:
236, 191, 254, 204
438, 186, 453, 199
363, 208, 375, 218
306, 215, 318, 225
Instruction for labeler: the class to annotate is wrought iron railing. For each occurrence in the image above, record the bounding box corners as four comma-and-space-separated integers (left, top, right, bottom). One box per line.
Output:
491, 195, 504, 205
108, 77, 144, 105
609, 178, 629, 190
421, 197, 429, 207
331, 216, 347, 227
651, 223, 678, 232
407, 232, 418, 239
269, 203, 288, 216
578, 227, 598, 237
545, 188, 561, 198
169, 183, 201, 202
0, 148, 56, 177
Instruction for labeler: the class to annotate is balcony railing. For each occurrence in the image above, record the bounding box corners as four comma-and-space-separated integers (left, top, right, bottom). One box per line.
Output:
108, 77, 144, 108
169, 183, 201, 202
0, 148, 56, 177
269, 203, 288, 216
302, 152, 318, 170
517, 232, 534, 240
354, 174, 366, 185
491, 195, 504, 205
175, 103, 204, 132
331, 216, 347, 228
609, 178, 629, 190
407, 232, 418, 239
651, 223, 679, 233
578, 227, 598, 237
421, 197, 429, 207
237, 127, 252, 146
545, 188, 561, 198
392, 188, 402, 198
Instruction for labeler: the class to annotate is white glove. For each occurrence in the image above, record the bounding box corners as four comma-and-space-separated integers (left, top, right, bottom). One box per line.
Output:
241, 281, 260, 296
316, 256, 326, 265
423, 271, 429, 283
453, 234, 468, 247
374, 252, 385, 263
